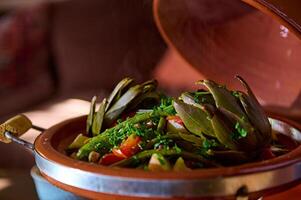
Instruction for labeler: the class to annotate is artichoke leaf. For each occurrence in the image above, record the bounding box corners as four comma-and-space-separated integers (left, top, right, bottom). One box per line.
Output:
180, 92, 203, 109
207, 105, 258, 152
181, 91, 215, 106
125, 80, 159, 111
178, 132, 204, 147
197, 80, 246, 119
92, 98, 107, 136
141, 79, 158, 93
105, 77, 134, 111
173, 100, 215, 137
209, 109, 238, 150
104, 84, 142, 125
236, 76, 271, 144
126, 92, 160, 111
86, 96, 97, 135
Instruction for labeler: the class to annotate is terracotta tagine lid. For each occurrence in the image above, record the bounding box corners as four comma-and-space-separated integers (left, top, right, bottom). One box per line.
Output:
153, 0, 301, 121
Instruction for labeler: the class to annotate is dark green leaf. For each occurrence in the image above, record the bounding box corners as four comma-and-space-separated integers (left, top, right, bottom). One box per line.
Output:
141, 79, 158, 93
180, 92, 203, 109
92, 98, 107, 136
208, 106, 258, 151
86, 96, 97, 135
178, 132, 204, 147
236, 76, 271, 145
105, 77, 134, 111
210, 109, 238, 150
193, 91, 215, 105
126, 92, 160, 111
126, 80, 159, 111
104, 84, 142, 125
197, 80, 246, 119
173, 100, 215, 137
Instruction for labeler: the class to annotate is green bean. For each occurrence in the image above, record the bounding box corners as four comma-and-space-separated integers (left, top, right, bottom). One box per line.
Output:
67, 134, 90, 149
145, 134, 181, 149
157, 117, 166, 132
76, 105, 174, 159
111, 149, 220, 167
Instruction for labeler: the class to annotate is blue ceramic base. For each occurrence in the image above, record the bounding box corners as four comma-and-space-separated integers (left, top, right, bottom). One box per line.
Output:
30, 166, 86, 200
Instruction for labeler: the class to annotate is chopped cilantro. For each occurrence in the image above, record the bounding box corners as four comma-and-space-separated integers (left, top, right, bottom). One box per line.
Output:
194, 94, 200, 103
108, 113, 162, 147
153, 134, 173, 149
235, 122, 248, 138
202, 139, 218, 150
174, 144, 182, 153
232, 91, 240, 98
153, 95, 176, 116
156, 154, 166, 165
193, 91, 213, 104
160, 95, 173, 108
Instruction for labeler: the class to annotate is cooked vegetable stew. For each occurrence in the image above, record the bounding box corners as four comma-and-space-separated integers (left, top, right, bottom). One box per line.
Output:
67, 77, 299, 171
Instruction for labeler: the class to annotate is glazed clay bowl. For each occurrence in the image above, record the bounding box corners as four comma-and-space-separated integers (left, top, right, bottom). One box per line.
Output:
33, 115, 301, 200
153, 0, 301, 121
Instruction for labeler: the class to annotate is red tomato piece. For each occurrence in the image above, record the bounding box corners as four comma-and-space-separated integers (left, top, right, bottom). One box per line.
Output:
166, 115, 184, 126
112, 148, 127, 158
99, 153, 124, 165
119, 134, 142, 157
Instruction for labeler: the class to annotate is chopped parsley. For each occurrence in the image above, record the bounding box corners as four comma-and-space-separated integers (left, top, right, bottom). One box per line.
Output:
108, 119, 156, 147
232, 91, 240, 98
153, 134, 173, 150
157, 154, 166, 165
193, 91, 213, 104
173, 144, 182, 154
235, 122, 248, 138
202, 139, 219, 150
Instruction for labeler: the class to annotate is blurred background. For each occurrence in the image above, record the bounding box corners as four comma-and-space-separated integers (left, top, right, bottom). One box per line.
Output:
0, 0, 301, 199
